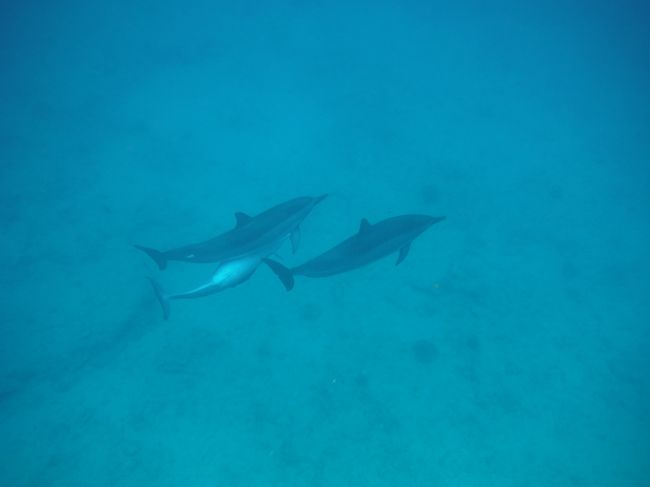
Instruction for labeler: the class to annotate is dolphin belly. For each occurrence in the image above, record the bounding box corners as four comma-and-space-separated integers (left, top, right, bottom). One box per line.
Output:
149, 256, 263, 319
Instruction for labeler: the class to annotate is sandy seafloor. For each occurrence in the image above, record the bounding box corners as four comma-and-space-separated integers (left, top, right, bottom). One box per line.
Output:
1, 1, 649, 485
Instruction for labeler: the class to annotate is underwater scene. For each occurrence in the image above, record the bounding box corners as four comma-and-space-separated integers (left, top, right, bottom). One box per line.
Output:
1, 1, 648, 485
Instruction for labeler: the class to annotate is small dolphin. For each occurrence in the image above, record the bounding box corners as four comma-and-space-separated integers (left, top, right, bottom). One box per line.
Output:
148, 256, 263, 320
134, 195, 327, 270
264, 214, 445, 290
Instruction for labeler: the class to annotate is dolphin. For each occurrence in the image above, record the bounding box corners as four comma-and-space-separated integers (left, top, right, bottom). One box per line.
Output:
148, 256, 264, 320
134, 195, 328, 270
264, 214, 445, 291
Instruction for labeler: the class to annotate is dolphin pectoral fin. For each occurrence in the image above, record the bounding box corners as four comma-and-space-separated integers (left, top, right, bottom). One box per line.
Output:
359, 218, 371, 233
396, 243, 411, 266
234, 212, 253, 228
147, 277, 171, 320
134, 245, 167, 270
263, 258, 295, 291
290, 227, 301, 254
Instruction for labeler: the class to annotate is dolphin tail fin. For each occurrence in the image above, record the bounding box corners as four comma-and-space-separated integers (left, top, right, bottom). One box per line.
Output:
263, 258, 295, 291
134, 245, 167, 270
147, 277, 171, 320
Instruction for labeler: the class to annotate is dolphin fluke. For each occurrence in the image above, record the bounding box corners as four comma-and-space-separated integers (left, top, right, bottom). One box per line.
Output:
263, 258, 295, 291
134, 245, 167, 270
147, 277, 171, 320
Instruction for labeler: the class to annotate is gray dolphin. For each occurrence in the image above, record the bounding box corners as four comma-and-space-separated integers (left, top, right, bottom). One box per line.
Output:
134, 195, 328, 270
264, 214, 445, 290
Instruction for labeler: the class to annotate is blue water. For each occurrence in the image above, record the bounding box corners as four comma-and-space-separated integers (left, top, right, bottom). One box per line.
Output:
1, 1, 649, 485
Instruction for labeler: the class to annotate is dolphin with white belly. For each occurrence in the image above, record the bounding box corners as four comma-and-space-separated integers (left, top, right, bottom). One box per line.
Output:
148, 256, 263, 320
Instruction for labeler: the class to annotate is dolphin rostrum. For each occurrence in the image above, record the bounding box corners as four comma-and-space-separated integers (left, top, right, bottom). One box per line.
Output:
134, 195, 328, 270
264, 214, 445, 291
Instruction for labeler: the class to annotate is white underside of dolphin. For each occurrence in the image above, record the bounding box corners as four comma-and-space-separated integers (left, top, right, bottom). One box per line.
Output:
149, 237, 287, 320
148, 256, 263, 320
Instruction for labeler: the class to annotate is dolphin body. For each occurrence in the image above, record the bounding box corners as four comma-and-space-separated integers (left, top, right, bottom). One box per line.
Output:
134, 195, 328, 270
149, 256, 263, 320
264, 214, 445, 291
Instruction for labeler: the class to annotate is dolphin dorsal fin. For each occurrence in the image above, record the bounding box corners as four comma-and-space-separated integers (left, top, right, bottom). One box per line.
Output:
358, 218, 371, 233
234, 212, 252, 228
